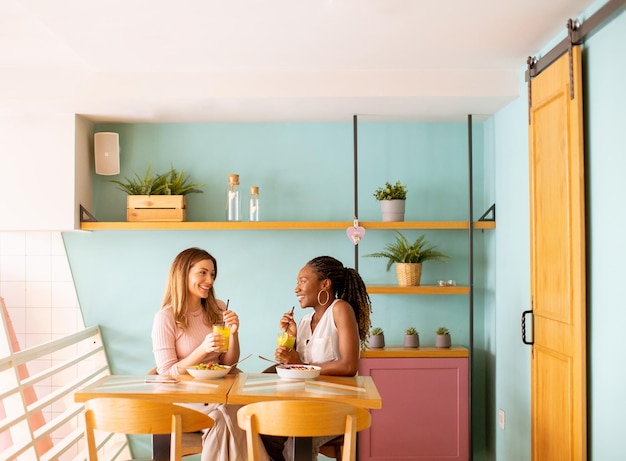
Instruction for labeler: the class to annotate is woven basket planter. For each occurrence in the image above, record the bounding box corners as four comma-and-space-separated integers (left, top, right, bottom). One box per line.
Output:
395, 262, 422, 286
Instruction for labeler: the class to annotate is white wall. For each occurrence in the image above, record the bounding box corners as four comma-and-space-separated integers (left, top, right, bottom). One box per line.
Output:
0, 113, 93, 231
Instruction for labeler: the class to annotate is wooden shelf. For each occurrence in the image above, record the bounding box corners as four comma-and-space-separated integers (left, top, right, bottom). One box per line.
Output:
360, 346, 469, 358
366, 285, 470, 295
79, 220, 496, 231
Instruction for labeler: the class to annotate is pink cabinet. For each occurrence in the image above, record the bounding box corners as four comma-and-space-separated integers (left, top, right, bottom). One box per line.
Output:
359, 354, 469, 461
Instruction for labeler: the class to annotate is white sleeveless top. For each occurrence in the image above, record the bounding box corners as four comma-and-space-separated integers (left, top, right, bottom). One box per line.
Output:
296, 299, 340, 365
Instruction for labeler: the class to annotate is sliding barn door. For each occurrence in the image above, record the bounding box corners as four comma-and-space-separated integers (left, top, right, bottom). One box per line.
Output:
528, 46, 586, 460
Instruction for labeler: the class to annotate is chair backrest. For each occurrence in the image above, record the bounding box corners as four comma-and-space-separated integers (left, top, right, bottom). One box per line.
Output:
84, 397, 214, 461
237, 400, 371, 461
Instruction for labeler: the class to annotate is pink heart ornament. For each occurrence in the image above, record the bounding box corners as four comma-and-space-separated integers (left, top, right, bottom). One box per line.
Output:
346, 226, 366, 245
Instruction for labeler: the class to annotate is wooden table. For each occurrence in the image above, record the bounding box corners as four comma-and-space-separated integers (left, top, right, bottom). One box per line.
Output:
228, 373, 382, 409
75, 374, 236, 460
74, 373, 381, 460
74, 374, 235, 404
229, 373, 381, 461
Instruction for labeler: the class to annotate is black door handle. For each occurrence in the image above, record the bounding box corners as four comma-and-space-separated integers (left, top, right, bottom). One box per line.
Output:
521, 309, 534, 345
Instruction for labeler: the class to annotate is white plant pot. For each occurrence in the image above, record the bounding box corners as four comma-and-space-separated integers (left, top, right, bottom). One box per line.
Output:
380, 200, 406, 222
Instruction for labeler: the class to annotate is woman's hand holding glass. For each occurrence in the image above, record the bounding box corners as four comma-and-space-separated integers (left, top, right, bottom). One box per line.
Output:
201, 331, 227, 353
275, 307, 299, 363
222, 309, 239, 334
275, 346, 302, 364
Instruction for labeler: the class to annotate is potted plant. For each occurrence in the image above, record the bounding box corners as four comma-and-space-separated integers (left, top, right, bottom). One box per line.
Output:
404, 327, 420, 348
368, 327, 385, 349
436, 327, 451, 348
373, 180, 407, 222
109, 165, 204, 222
365, 231, 450, 286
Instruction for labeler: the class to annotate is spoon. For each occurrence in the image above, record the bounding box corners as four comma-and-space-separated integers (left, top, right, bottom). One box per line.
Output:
230, 353, 252, 368
258, 355, 282, 366
283, 306, 295, 333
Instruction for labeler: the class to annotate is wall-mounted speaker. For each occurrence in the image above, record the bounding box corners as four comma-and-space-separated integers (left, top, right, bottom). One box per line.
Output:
94, 132, 120, 175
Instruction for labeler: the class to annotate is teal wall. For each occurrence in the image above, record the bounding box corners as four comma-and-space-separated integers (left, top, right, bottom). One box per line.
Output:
64, 120, 492, 457
583, 7, 626, 460
491, 1, 626, 460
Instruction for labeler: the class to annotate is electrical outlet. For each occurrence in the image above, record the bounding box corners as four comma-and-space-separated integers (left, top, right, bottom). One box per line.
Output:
498, 409, 505, 430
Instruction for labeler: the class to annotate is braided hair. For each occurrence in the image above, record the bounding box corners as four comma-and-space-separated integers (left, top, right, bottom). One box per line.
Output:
306, 256, 372, 349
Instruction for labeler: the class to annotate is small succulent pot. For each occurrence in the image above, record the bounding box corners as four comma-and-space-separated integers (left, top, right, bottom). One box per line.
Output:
368, 328, 385, 348
403, 334, 419, 348
369, 334, 385, 349
436, 334, 451, 348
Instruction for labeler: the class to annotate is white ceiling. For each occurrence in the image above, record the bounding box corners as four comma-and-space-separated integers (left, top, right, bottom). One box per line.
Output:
0, 0, 595, 123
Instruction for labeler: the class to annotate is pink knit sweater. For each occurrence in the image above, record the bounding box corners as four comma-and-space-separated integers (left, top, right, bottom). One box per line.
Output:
151, 302, 225, 376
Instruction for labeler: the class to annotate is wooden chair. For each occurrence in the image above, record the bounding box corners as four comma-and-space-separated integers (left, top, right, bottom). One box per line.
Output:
236, 400, 371, 461
260, 365, 342, 459
83, 397, 214, 461
319, 436, 344, 459
146, 365, 208, 457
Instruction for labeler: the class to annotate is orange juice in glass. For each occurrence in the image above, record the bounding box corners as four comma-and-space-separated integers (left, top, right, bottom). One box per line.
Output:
277, 332, 296, 350
213, 324, 230, 351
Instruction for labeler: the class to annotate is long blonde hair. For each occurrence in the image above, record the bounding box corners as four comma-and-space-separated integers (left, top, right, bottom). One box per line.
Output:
161, 247, 222, 328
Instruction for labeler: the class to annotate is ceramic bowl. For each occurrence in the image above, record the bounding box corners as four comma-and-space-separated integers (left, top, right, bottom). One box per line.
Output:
187, 364, 231, 379
276, 365, 321, 380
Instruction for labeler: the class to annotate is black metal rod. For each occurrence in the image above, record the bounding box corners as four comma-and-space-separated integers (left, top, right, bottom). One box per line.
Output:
525, 0, 625, 81
467, 114, 474, 461
353, 115, 359, 271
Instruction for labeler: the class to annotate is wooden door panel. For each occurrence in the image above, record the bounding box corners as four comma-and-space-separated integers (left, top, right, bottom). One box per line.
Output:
534, 347, 572, 460
533, 97, 572, 325
528, 46, 586, 461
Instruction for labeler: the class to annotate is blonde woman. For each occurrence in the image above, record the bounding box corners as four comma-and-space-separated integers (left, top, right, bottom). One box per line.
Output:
151, 247, 246, 461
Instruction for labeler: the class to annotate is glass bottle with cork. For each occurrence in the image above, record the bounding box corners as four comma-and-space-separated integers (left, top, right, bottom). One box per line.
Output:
249, 186, 260, 221
226, 174, 241, 221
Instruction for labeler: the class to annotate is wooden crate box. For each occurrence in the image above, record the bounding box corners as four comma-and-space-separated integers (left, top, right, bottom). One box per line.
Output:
127, 195, 186, 222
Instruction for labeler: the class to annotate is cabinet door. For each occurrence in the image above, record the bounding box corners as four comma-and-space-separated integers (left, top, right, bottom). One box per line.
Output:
359, 357, 469, 461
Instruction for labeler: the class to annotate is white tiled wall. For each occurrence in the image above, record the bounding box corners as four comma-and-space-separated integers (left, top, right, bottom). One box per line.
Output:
0, 231, 83, 349
1, 231, 85, 459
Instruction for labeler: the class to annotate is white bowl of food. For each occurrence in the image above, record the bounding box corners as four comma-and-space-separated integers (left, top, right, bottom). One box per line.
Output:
276, 365, 321, 380
187, 363, 231, 379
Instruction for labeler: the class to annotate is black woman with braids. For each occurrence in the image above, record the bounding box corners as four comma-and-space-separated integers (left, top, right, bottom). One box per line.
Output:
264, 256, 373, 461
275, 255, 372, 375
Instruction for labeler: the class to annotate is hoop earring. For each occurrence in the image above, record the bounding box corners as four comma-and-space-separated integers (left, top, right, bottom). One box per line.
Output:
317, 290, 330, 306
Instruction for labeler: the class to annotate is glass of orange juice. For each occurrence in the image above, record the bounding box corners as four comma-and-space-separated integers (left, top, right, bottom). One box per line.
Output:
213, 324, 230, 351
277, 332, 296, 350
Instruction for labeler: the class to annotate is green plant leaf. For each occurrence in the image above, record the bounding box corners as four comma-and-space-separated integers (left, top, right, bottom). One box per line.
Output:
364, 231, 450, 269
108, 164, 204, 195
373, 180, 407, 200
